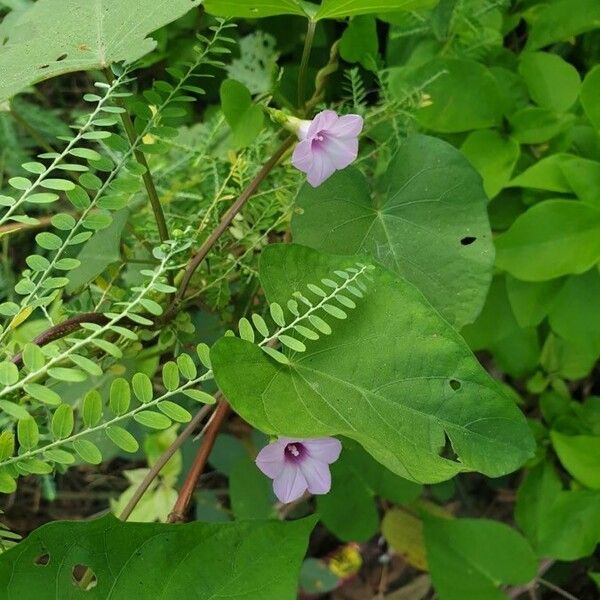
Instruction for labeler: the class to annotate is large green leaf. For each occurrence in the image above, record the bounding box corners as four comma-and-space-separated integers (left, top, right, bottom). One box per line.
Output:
551, 431, 600, 489
0, 513, 315, 598
314, 0, 435, 19
524, 0, 600, 51
211, 244, 534, 484
204, 0, 309, 17
292, 135, 494, 328
391, 59, 506, 133
516, 461, 600, 560
495, 200, 600, 281
518, 52, 581, 113
424, 517, 537, 600
0, 0, 202, 102
581, 65, 600, 131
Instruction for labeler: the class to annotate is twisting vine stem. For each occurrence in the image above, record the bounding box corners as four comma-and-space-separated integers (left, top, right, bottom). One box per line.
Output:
298, 18, 317, 112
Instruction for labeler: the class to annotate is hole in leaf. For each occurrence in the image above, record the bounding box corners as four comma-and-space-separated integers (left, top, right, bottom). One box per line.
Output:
71, 564, 97, 590
34, 553, 50, 566
56, 53, 68, 62
437, 432, 458, 461
39, 64, 50, 69
460, 236, 476, 246
449, 379, 461, 391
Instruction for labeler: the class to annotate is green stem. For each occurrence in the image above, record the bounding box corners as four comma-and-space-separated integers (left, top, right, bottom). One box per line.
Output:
298, 19, 317, 112
104, 69, 170, 243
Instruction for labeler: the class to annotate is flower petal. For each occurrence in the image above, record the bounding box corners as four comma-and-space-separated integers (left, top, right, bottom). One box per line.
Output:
307, 149, 336, 187
329, 114, 364, 138
299, 457, 332, 495
304, 437, 342, 464
273, 463, 308, 503
291, 139, 313, 173
307, 109, 338, 138
324, 135, 358, 170
255, 439, 287, 479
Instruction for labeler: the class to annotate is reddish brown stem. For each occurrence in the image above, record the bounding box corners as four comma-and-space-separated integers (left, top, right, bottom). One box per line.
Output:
161, 135, 294, 323
168, 398, 230, 523
11, 313, 110, 366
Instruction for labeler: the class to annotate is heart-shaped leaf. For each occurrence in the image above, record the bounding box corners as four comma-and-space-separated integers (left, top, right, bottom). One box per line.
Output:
292, 135, 494, 327
0, 513, 315, 598
211, 244, 534, 484
0, 0, 202, 102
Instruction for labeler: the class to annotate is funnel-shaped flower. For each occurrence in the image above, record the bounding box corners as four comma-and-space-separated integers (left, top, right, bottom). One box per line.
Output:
256, 436, 342, 503
291, 110, 363, 187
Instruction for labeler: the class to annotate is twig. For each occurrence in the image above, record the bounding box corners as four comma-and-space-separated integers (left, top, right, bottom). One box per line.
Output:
161, 134, 294, 322
105, 69, 170, 244
537, 579, 580, 600
508, 560, 554, 598
119, 404, 213, 521
168, 396, 230, 523
11, 312, 111, 366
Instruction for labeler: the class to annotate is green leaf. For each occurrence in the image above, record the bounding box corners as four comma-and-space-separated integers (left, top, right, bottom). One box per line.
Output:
315, 0, 435, 19
0, 362, 19, 385
162, 361, 180, 392
51, 404, 74, 439
132, 372, 153, 404
581, 65, 600, 131
0, 470, 16, 494
157, 401, 192, 423
183, 389, 217, 404
229, 456, 274, 520
22, 343, 45, 371
0, 432, 15, 461
72, 438, 103, 464
524, 0, 600, 51
0, 0, 203, 102
339, 16, 378, 70
391, 59, 505, 133
109, 378, 131, 416
0, 400, 30, 420
461, 130, 520, 199
35, 232, 62, 250
211, 244, 534, 484
82, 390, 103, 427
516, 461, 600, 560
106, 426, 139, 453
506, 276, 563, 328
134, 410, 171, 430
495, 200, 600, 281
519, 52, 581, 112
47, 367, 87, 382
0, 513, 315, 597
462, 276, 540, 379
318, 442, 421, 542
44, 448, 75, 465
423, 517, 537, 600
293, 135, 494, 328
205, 0, 308, 17
176, 354, 197, 380
508, 154, 572, 193
17, 417, 39, 451
548, 270, 600, 355
551, 430, 600, 489
23, 384, 61, 406
67, 203, 128, 293
220, 79, 264, 150
509, 106, 572, 144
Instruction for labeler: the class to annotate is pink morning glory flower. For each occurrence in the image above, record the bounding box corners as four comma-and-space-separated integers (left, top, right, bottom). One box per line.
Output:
255, 436, 342, 503
291, 110, 364, 188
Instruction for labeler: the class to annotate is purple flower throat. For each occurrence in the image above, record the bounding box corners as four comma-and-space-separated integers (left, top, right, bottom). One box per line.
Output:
284, 442, 306, 463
